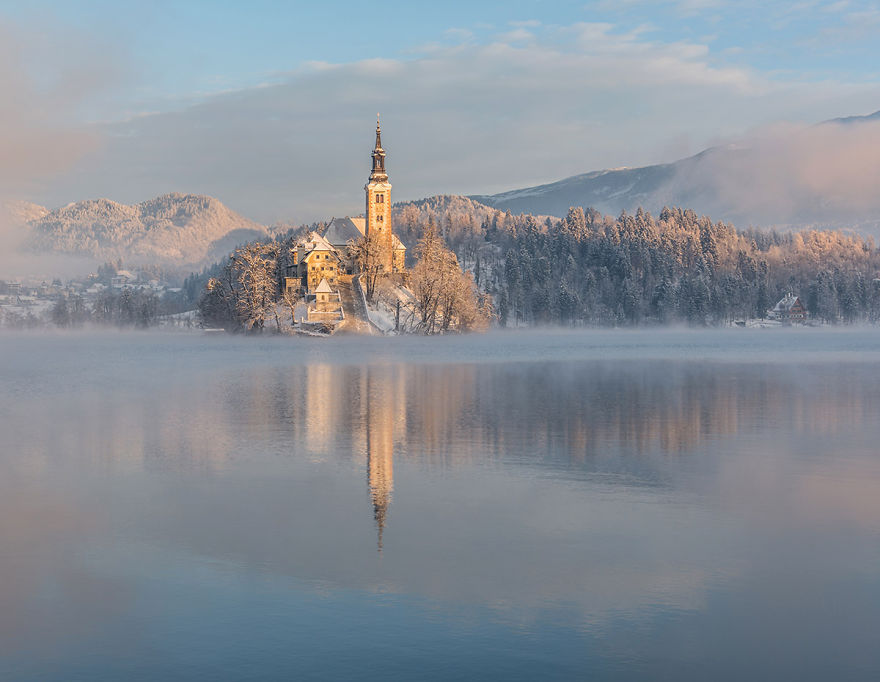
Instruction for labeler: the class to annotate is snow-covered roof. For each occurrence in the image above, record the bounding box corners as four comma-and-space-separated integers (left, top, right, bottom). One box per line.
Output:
322, 216, 405, 251
315, 278, 333, 293
323, 217, 364, 246
297, 231, 338, 258
773, 293, 801, 312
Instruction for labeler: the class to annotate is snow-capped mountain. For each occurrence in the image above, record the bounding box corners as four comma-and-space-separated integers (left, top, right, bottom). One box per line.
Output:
20, 193, 269, 268
472, 110, 880, 233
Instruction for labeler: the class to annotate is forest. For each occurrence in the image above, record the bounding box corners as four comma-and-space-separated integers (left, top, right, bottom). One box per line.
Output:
392, 198, 880, 326
184, 196, 880, 329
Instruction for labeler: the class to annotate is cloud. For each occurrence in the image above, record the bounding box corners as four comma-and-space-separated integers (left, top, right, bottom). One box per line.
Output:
15, 21, 880, 227
667, 117, 880, 227
0, 19, 122, 277
0, 26, 95, 196
496, 27, 534, 43
595, 0, 725, 16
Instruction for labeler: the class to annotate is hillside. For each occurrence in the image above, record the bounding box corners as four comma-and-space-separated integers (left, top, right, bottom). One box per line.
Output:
472, 110, 880, 234
23, 193, 269, 268
4, 200, 50, 224
471, 160, 679, 220
389, 199, 880, 327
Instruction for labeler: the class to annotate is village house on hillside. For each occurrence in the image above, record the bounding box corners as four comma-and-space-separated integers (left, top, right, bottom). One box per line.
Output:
769, 293, 807, 324
285, 119, 406, 310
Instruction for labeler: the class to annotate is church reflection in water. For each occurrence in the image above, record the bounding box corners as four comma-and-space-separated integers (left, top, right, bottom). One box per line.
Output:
26, 357, 876, 551
299, 363, 407, 551
291, 359, 880, 551
365, 367, 398, 551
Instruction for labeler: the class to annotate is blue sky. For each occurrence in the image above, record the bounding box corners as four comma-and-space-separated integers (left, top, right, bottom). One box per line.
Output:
1, 0, 879, 221
4, 0, 879, 118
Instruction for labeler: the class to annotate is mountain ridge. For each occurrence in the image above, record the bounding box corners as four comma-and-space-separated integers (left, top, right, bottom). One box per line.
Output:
471, 111, 880, 234
18, 192, 269, 269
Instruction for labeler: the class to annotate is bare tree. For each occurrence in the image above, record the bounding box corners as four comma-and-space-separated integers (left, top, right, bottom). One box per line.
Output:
409, 227, 491, 333
349, 231, 385, 304
200, 241, 281, 332
282, 287, 300, 327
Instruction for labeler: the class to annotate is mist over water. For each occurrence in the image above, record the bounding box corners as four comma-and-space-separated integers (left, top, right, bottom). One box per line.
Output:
1, 329, 879, 680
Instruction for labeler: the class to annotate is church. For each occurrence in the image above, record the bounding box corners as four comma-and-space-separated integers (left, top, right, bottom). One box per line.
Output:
286, 118, 406, 303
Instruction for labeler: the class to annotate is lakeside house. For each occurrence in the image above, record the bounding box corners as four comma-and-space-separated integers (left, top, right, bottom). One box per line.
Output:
769, 293, 807, 324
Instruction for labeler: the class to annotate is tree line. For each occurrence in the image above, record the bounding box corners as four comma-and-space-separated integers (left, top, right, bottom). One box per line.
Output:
0, 288, 173, 330
183, 196, 880, 330
391, 199, 880, 326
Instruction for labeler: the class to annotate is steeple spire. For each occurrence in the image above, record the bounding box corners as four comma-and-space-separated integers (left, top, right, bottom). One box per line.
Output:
370, 114, 387, 182
365, 116, 394, 271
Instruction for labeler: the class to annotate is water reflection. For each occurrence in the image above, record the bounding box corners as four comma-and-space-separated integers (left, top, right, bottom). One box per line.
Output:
5, 357, 880, 536
365, 367, 396, 550
2, 334, 880, 679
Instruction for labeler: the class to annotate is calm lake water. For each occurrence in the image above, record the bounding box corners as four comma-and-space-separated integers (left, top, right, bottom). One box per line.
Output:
1, 328, 879, 680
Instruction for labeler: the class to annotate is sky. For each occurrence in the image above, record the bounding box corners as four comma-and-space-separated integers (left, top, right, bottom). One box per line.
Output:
1, 0, 880, 223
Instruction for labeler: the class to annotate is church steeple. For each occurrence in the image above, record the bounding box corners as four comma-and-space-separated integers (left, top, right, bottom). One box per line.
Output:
370, 114, 387, 182
365, 116, 394, 272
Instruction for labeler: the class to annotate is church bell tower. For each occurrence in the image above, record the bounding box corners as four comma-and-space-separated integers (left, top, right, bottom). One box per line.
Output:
365, 116, 393, 272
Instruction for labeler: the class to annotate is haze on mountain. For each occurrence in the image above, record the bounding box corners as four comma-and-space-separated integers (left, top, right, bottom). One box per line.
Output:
472, 111, 880, 236
6, 103, 880, 274
11, 193, 269, 271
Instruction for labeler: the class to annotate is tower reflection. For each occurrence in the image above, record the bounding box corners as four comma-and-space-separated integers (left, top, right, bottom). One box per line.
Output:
260, 359, 876, 552
365, 366, 400, 551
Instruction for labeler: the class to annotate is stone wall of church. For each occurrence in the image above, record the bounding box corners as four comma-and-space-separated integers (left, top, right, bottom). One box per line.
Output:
366, 180, 394, 272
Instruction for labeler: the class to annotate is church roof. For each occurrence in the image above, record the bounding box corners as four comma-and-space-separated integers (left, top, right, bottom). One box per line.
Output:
315, 278, 333, 293
323, 217, 364, 247
322, 217, 405, 251
297, 231, 338, 259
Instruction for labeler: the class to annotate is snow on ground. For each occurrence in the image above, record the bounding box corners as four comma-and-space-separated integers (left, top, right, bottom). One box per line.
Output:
366, 302, 396, 333
158, 309, 200, 330
293, 301, 309, 324
746, 319, 783, 328
364, 280, 415, 334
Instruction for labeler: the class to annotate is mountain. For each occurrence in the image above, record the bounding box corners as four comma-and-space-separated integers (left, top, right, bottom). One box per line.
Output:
471, 160, 680, 220
827, 110, 880, 125
472, 110, 880, 234
470, 146, 764, 224
4, 200, 50, 224
23, 193, 269, 268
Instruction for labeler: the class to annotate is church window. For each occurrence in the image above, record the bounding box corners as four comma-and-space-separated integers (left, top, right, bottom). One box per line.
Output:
376, 194, 384, 204
377, 215, 384, 222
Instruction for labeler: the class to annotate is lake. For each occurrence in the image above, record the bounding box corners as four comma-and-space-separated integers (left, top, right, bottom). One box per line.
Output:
1, 328, 879, 680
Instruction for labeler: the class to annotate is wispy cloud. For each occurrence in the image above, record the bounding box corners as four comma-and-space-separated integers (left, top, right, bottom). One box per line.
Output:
666, 117, 880, 227
594, 0, 725, 16
0, 19, 126, 276
11, 18, 880, 226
